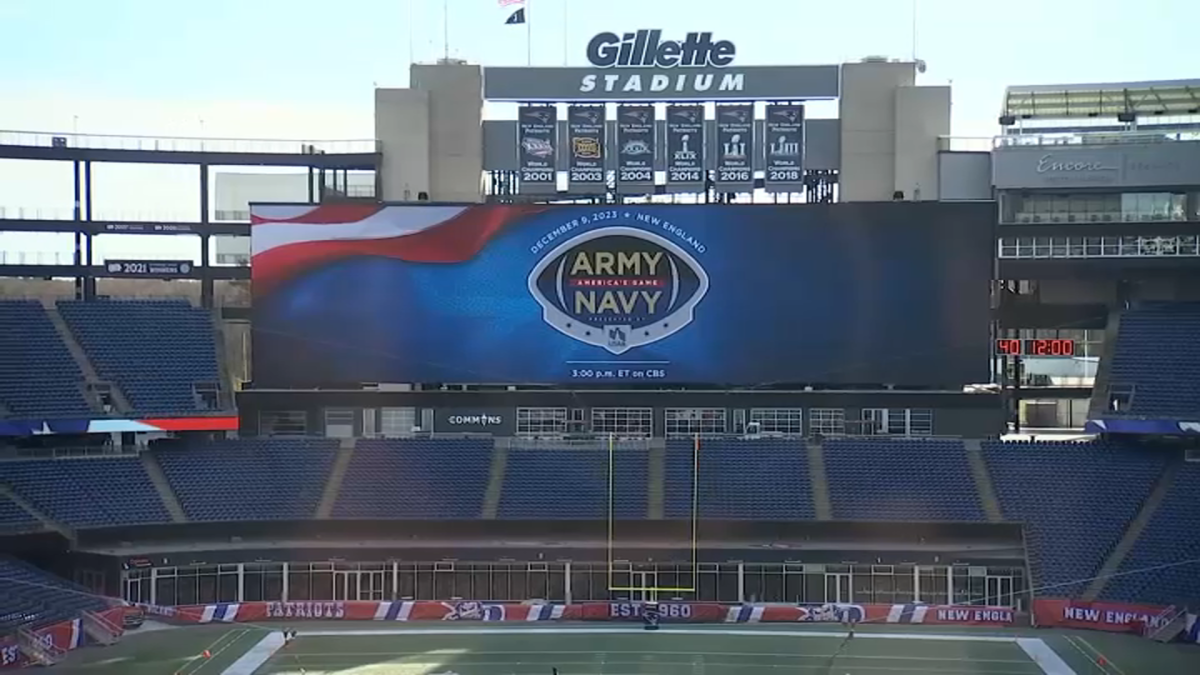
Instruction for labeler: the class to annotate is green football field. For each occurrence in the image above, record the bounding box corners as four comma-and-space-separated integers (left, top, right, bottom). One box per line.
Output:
46, 622, 1200, 675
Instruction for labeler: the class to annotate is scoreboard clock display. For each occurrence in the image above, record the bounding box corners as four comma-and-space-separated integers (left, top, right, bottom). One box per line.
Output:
995, 338, 1077, 357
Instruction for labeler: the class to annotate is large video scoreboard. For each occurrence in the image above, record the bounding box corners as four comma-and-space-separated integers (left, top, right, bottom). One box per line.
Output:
250, 202, 995, 388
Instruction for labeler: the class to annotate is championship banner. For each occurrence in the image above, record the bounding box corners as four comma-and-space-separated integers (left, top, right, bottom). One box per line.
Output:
566, 105, 607, 193
517, 105, 558, 194
615, 104, 655, 194
1032, 598, 1170, 634
763, 103, 805, 192
665, 105, 705, 192
714, 104, 755, 192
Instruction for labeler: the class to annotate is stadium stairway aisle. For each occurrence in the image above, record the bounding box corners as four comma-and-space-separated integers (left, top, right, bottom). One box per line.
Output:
139, 452, 187, 523
3, 457, 172, 530
647, 441, 665, 519
1100, 461, 1200, 607
157, 439, 339, 521
481, 442, 508, 519
963, 439, 1003, 523
57, 299, 223, 416
0, 490, 47, 536
0, 300, 93, 418
316, 439, 357, 519
1086, 308, 1123, 421
805, 441, 833, 521
1083, 461, 1180, 600
0, 557, 107, 634
1106, 303, 1200, 418
982, 440, 1167, 598
44, 302, 132, 414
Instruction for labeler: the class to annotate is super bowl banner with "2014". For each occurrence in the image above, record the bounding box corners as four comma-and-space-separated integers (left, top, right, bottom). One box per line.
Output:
250, 202, 994, 387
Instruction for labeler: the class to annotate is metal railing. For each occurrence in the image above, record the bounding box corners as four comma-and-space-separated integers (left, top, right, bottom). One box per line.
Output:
939, 130, 1200, 151
0, 446, 143, 461
0, 206, 202, 222
0, 130, 378, 155
995, 130, 1200, 147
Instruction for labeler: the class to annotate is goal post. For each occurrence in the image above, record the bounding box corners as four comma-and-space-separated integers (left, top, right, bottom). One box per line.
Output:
607, 432, 699, 594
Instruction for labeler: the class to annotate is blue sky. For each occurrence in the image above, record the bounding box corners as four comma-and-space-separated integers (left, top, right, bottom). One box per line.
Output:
0, 0, 1197, 262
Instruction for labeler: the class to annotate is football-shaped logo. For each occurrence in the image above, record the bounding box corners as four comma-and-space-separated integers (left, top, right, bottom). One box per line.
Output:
528, 224, 708, 354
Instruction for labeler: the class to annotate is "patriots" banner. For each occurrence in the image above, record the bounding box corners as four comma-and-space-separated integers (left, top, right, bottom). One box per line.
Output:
137, 601, 1017, 626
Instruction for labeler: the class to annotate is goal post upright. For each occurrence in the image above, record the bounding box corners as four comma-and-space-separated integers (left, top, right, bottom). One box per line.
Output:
607, 432, 700, 594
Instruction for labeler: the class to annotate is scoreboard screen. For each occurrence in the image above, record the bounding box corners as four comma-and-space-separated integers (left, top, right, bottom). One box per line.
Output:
995, 338, 1077, 357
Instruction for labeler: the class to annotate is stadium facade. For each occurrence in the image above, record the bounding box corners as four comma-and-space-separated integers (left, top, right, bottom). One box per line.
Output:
1, 40, 1200, 666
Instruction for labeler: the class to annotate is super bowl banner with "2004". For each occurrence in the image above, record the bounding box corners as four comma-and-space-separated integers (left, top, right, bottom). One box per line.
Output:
616, 104, 656, 194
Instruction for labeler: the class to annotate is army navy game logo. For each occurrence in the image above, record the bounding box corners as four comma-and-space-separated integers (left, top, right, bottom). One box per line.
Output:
528, 219, 709, 354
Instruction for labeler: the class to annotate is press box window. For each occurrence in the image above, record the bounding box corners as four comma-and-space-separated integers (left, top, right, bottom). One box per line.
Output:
748, 408, 804, 436
808, 408, 845, 436
516, 407, 568, 436
590, 407, 653, 438
664, 408, 727, 437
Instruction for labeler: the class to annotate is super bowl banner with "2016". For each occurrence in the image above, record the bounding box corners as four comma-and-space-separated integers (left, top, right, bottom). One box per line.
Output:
714, 104, 755, 192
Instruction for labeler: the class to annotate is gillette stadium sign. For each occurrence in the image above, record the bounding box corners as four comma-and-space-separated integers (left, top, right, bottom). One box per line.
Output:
483, 30, 840, 102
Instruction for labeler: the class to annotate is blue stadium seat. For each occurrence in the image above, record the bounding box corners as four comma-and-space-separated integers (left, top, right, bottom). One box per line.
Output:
1102, 462, 1200, 607
824, 438, 985, 522
0, 300, 92, 418
1108, 303, 1200, 418
57, 299, 223, 416
665, 439, 814, 520
0, 556, 107, 633
3, 457, 171, 528
156, 439, 338, 521
0, 494, 41, 535
982, 440, 1167, 598
498, 446, 647, 519
333, 438, 493, 519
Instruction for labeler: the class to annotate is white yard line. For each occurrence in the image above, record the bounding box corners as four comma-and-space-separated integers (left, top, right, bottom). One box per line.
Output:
178, 628, 249, 675
1074, 635, 1127, 675
219, 631, 286, 675
1017, 637, 1079, 675
294, 626, 1019, 642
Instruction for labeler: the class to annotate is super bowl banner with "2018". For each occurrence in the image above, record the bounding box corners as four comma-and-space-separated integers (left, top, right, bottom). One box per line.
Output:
250, 202, 994, 387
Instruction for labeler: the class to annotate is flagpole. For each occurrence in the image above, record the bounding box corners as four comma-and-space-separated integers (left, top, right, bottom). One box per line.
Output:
442, 0, 450, 61
911, 0, 918, 61
526, 0, 533, 65
406, 0, 414, 65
